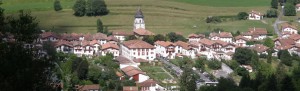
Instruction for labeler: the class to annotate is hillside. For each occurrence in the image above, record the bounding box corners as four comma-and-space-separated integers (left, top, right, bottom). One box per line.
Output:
2, 0, 273, 36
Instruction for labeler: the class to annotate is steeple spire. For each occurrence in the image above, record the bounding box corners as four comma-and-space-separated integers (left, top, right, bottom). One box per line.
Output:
135, 7, 144, 18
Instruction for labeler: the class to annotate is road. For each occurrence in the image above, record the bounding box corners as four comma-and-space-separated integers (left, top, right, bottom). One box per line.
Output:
273, 5, 287, 36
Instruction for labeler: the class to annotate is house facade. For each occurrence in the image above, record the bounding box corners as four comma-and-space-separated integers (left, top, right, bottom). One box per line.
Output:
121, 40, 156, 61
248, 10, 263, 20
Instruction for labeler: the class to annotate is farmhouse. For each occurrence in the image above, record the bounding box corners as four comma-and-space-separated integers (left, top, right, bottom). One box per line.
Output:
154, 41, 177, 59
209, 32, 233, 43
242, 27, 267, 40
101, 42, 119, 58
234, 35, 249, 47
112, 31, 133, 42
296, 4, 300, 11
121, 40, 156, 61
121, 66, 149, 83
248, 10, 263, 20
281, 23, 298, 34
188, 33, 205, 42
175, 41, 196, 59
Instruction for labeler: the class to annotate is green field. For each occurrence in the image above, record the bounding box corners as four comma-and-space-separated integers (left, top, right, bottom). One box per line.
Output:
1, 0, 275, 36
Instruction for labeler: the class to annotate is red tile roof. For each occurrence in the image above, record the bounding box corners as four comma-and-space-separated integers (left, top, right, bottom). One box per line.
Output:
41, 32, 60, 39
112, 31, 134, 36
289, 34, 300, 40
251, 44, 269, 53
248, 28, 268, 35
116, 56, 134, 64
235, 35, 249, 41
154, 41, 175, 47
188, 33, 205, 38
102, 43, 119, 50
138, 79, 157, 87
175, 41, 193, 50
209, 32, 233, 38
281, 23, 297, 30
54, 40, 73, 47
133, 28, 155, 36
123, 40, 155, 49
249, 10, 263, 16
121, 66, 145, 76
199, 38, 215, 46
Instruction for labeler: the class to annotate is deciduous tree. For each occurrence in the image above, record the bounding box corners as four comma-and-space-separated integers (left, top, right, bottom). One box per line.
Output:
54, 0, 62, 11
73, 0, 86, 16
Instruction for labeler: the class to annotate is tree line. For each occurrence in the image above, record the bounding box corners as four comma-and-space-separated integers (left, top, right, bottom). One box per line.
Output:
73, 0, 109, 17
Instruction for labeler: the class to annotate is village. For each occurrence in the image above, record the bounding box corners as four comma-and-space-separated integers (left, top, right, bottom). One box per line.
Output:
28, 6, 300, 90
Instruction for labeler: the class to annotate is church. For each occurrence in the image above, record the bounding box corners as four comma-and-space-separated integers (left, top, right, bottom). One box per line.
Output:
133, 8, 154, 38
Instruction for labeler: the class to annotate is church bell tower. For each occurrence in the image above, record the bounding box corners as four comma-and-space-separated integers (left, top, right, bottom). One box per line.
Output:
133, 8, 145, 30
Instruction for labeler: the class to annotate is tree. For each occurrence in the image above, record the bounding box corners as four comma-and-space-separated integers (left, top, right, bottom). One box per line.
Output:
122, 80, 136, 86
180, 67, 197, 91
216, 77, 238, 91
237, 12, 248, 20
86, 0, 94, 16
271, 0, 278, 9
166, 32, 187, 42
207, 60, 222, 70
286, 0, 296, 5
194, 58, 205, 71
87, 66, 102, 84
125, 35, 137, 41
92, 0, 109, 16
142, 35, 155, 45
239, 74, 251, 88
293, 63, 300, 91
266, 9, 278, 18
72, 57, 89, 80
0, 10, 56, 90
284, 3, 296, 16
73, 0, 86, 16
279, 50, 292, 66
233, 48, 253, 65
54, 0, 62, 11
235, 67, 249, 76
97, 19, 103, 33
154, 34, 166, 41
263, 37, 275, 48
280, 75, 295, 91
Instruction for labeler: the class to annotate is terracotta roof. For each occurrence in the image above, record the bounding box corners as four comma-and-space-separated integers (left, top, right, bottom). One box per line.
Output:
93, 33, 107, 40
175, 41, 193, 50
154, 41, 175, 47
54, 40, 73, 47
90, 40, 100, 45
138, 79, 157, 87
107, 35, 119, 42
275, 38, 295, 46
235, 35, 249, 41
199, 38, 215, 46
248, 28, 268, 35
121, 66, 145, 76
123, 40, 155, 49
133, 28, 155, 36
133, 58, 148, 63
275, 45, 294, 50
251, 44, 269, 53
296, 4, 300, 7
41, 32, 60, 39
214, 40, 229, 46
281, 23, 297, 30
116, 71, 124, 77
289, 34, 300, 40
102, 43, 119, 50
75, 84, 100, 91
112, 31, 133, 36
209, 32, 232, 38
116, 56, 134, 64
249, 10, 263, 16
123, 86, 138, 91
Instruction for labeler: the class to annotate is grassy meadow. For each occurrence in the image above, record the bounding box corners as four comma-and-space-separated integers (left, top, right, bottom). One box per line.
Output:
1, 0, 275, 36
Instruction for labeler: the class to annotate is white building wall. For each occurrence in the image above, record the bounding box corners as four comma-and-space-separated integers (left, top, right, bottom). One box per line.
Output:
134, 18, 145, 29
138, 74, 150, 83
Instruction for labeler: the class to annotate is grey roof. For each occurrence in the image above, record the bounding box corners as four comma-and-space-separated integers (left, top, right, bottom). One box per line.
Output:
135, 8, 144, 18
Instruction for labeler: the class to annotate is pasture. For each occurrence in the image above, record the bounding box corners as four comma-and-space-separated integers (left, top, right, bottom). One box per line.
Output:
1, 0, 274, 36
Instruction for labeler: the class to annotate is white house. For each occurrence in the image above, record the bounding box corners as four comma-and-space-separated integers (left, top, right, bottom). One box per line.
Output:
248, 10, 263, 20
138, 79, 164, 91
116, 56, 139, 69
242, 27, 268, 40
55, 40, 74, 53
209, 32, 233, 43
121, 40, 156, 61
112, 31, 133, 42
281, 23, 298, 34
40, 32, 60, 43
121, 66, 149, 83
154, 41, 176, 59
175, 41, 196, 59
234, 35, 249, 47
188, 33, 205, 42
296, 4, 300, 11
250, 44, 269, 55
101, 42, 120, 58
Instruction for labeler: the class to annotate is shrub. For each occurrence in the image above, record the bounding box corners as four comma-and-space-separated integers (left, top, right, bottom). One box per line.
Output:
237, 12, 248, 20
207, 60, 222, 70
206, 16, 221, 23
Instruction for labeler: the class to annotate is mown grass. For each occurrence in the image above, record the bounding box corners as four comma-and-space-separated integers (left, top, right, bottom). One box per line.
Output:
170, 0, 270, 7
2, 0, 274, 36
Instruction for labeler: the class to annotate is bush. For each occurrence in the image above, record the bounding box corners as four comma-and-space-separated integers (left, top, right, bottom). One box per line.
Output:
235, 67, 249, 76
207, 60, 222, 70
206, 16, 221, 23
237, 12, 248, 20
266, 9, 278, 18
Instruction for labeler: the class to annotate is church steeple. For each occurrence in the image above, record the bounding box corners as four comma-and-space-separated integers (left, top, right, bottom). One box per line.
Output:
133, 7, 145, 30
